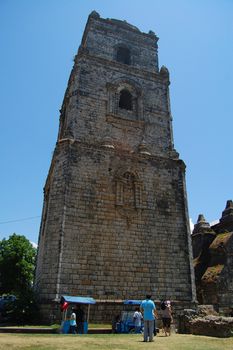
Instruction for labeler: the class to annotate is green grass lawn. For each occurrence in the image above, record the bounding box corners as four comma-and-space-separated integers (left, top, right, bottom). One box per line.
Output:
0, 333, 232, 350
0, 323, 111, 329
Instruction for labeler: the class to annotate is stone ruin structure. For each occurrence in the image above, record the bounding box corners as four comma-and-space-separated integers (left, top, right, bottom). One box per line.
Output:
179, 306, 233, 337
192, 200, 233, 314
34, 11, 196, 323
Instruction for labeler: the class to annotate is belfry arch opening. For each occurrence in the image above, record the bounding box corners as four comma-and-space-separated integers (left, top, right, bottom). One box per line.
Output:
123, 172, 135, 182
119, 89, 132, 110
116, 47, 131, 65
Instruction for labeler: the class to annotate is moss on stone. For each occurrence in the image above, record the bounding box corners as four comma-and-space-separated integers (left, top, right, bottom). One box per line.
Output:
209, 232, 232, 250
201, 264, 224, 283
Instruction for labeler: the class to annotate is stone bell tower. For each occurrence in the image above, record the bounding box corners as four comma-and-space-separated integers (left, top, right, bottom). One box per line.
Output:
35, 11, 196, 322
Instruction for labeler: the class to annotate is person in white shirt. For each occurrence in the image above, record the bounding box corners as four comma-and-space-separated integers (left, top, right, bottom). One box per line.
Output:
133, 307, 143, 333
69, 308, 77, 334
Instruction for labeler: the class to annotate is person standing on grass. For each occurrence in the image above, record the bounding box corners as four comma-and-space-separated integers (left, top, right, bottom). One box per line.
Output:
70, 308, 77, 334
160, 300, 173, 336
133, 307, 143, 333
140, 294, 158, 342
75, 305, 85, 334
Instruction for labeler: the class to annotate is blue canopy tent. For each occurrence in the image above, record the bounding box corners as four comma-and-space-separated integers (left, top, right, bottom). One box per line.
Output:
61, 295, 96, 305
60, 295, 96, 334
123, 300, 142, 305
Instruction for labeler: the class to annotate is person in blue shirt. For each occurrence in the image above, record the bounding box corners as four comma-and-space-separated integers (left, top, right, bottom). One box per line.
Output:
69, 308, 77, 334
140, 294, 158, 342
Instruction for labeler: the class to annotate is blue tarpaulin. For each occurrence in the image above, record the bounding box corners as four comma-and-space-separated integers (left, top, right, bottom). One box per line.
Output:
123, 300, 142, 305
61, 295, 96, 304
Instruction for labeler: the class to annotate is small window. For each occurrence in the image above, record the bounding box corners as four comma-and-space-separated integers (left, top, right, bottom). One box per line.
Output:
119, 89, 132, 110
116, 47, 131, 65
123, 172, 135, 182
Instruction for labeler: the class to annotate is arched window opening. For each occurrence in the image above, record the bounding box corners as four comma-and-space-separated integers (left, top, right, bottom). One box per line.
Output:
123, 172, 135, 182
119, 89, 132, 110
116, 47, 131, 65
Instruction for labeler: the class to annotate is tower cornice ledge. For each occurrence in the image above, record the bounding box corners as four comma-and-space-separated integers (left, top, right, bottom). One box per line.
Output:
56, 138, 182, 164
76, 53, 170, 85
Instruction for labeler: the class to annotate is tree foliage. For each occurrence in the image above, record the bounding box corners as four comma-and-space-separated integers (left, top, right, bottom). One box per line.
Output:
0, 234, 39, 323
0, 233, 37, 295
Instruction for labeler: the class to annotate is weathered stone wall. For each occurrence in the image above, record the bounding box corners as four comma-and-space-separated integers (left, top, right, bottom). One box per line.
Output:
64, 60, 171, 154
39, 142, 192, 298
83, 15, 159, 72
192, 203, 233, 313
190, 316, 233, 338
59, 12, 172, 158
35, 12, 196, 323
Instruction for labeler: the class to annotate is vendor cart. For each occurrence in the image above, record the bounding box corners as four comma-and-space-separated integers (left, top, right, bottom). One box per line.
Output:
115, 300, 143, 333
60, 295, 96, 334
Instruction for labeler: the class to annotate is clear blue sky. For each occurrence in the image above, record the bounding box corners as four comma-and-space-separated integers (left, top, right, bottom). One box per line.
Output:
1, 0, 233, 245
